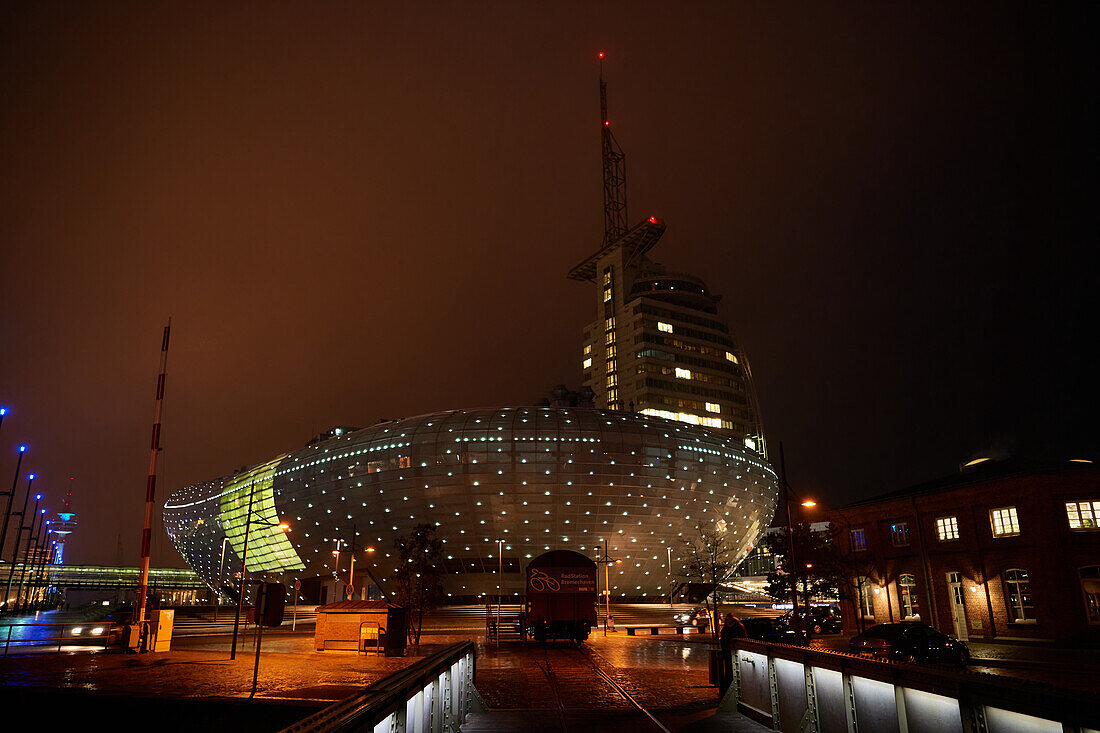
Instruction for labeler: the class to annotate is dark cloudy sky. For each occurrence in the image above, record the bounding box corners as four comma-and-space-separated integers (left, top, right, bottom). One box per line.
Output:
1, 2, 1094, 567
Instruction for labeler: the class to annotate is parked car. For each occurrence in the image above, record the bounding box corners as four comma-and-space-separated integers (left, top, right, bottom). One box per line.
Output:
742, 617, 801, 643
849, 622, 970, 667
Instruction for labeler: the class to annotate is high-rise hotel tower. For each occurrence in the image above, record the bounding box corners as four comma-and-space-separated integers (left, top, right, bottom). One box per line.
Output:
568, 66, 767, 457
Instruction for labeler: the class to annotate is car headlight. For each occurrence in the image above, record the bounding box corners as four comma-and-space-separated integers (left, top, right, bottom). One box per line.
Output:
91, 627, 105, 636
71, 627, 83, 636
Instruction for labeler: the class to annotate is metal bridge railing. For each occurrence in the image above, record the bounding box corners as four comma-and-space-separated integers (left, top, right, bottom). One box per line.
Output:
719, 637, 1099, 732
280, 640, 484, 733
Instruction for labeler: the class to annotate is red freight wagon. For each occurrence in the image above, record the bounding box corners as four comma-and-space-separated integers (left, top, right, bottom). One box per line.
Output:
525, 550, 597, 644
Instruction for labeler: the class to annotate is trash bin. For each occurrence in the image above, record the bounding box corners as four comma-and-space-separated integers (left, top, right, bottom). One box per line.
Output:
708, 648, 723, 687
384, 607, 407, 657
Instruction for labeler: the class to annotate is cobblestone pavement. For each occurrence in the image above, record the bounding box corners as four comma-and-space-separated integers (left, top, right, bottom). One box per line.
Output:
473, 632, 758, 731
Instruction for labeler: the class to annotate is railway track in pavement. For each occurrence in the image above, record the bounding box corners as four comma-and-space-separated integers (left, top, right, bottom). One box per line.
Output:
463, 643, 673, 733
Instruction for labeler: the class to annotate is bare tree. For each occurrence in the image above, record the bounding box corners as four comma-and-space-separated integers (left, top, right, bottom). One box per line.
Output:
392, 523, 444, 645
682, 525, 739, 643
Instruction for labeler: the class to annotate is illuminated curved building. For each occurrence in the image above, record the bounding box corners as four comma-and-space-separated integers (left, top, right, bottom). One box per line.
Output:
164, 407, 778, 603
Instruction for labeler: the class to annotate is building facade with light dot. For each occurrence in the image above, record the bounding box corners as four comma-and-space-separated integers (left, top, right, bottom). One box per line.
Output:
163, 407, 779, 604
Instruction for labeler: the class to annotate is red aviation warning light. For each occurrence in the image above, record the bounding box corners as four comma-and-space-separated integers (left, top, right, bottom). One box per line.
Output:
648, 216, 659, 223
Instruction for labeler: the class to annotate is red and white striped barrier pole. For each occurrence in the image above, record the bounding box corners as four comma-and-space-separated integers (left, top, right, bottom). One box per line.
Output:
135, 320, 170, 626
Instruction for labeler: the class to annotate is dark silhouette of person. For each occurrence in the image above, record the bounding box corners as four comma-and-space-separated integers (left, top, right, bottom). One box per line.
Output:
718, 613, 747, 692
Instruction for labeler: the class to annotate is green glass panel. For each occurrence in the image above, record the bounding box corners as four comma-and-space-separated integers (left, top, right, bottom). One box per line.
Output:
218, 455, 304, 572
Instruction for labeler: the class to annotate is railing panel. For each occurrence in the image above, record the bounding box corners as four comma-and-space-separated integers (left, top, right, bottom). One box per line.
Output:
901, 688, 961, 733
774, 658, 808, 732
730, 639, 1097, 733
984, 707, 1061, 733
851, 676, 900, 733
736, 649, 770, 716
812, 667, 847, 733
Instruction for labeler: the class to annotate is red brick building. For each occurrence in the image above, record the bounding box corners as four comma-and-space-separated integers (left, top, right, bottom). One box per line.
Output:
831, 459, 1099, 644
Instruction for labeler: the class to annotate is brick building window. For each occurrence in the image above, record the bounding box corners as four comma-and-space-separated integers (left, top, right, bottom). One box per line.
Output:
990, 507, 1020, 537
935, 516, 959, 541
899, 574, 920, 619
1066, 501, 1100, 530
1081, 566, 1100, 624
890, 522, 910, 547
857, 576, 874, 618
1004, 568, 1034, 621
850, 528, 867, 551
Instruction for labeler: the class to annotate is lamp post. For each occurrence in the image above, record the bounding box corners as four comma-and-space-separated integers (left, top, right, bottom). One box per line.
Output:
29, 524, 50, 611
352, 545, 381, 600
334, 524, 381, 601
16, 504, 44, 613
0, 445, 28, 568
3, 475, 35, 613
495, 539, 503, 645
778, 443, 818, 640
215, 537, 231, 621
332, 539, 345, 599
230, 482, 289, 661
667, 546, 674, 607
596, 539, 621, 635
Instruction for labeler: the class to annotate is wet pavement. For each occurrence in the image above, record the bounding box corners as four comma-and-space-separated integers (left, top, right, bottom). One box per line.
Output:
4, 608, 1096, 730
0, 622, 757, 732
0, 629, 427, 702
474, 632, 735, 731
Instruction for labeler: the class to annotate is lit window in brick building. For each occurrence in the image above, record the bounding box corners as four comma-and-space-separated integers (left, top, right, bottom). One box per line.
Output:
1066, 501, 1100, 530
935, 516, 959, 541
990, 507, 1020, 537
1004, 568, 1034, 621
890, 522, 910, 547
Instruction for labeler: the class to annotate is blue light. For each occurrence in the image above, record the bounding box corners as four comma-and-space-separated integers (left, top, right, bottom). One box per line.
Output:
28, 474, 36, 480
18, 445, 27, 453
0, 407, 7, 415
35, 494, 42, 500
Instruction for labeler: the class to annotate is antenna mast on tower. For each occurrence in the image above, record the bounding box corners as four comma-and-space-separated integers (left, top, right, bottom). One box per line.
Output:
599, 53, 628, 246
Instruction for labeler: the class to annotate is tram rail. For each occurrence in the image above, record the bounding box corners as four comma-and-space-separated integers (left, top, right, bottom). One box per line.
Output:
523, 645, 672, 733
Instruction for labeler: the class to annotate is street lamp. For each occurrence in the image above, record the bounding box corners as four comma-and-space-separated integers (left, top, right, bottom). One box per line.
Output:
495, 539, 504, 645
596, 539, 622, 635
0, 446, 28, 571
30, 524, 51, 611
16, 504, 45, 612
214, 538, 231, 621
667, 546, 674, 607
778, 443, 818, 640
331, 527, 382, 601
332, 539, 345, 598
3, 475, 36, 613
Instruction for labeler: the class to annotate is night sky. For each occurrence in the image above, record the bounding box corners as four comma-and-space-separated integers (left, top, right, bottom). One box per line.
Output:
1, 3, 1094, 568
